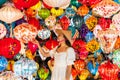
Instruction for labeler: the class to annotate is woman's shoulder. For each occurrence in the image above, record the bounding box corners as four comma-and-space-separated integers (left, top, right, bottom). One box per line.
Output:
67, 47, 75, 52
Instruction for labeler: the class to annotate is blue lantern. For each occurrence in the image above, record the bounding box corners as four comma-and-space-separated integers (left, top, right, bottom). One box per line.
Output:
0, 56, 8, 72
65, 7, 76, 18
85, 31, 94, 42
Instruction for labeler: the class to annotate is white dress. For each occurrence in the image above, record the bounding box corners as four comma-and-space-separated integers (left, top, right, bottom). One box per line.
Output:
50, 47, 76, 80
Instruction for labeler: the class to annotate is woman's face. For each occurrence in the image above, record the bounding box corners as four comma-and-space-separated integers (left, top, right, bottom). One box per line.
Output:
57, 34, 65, 43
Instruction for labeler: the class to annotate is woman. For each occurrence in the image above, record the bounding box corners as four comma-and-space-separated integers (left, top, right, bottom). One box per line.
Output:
34, 29, 76, 80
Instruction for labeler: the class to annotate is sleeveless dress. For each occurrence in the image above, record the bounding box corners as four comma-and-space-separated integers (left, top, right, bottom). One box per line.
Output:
49, 47, 75, 80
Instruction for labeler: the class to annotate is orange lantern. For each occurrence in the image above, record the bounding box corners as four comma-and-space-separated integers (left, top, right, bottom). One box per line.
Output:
114, 37, 120, 50
72, 68, 78, 80
25, 8, 37, 18
74, 60, 86, 73
77, 5, 89, 16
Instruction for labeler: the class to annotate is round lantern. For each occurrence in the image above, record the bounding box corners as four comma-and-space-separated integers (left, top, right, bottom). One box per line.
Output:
98, 61, 119, 80
13, 23, 38, 43
86, 39, 100, 53
74, 60, 86, 73
0, 4, 23, 24
77, 5, 89, 16
65, 7, 76, 18
78, 69, 90, 80
43, 0, 70, 9
79, 48, 88, 60
0, 23, 7, 39
59, 16, 70, 30
28, 41, 38, 53
14, 58, 38, 77
92, 0, 120, 18
98, 17, 112, 30
38, 66, 49, 80
25, 8, 37, 18
38, 8, 50, 19
12, 0, 39, 10
28, 18, 40, 29
0, 71, 22, 80
113, 49, 120, 67
51, 8, 64, 17
0, 38, 21, 59
0, 56, 8, 72
45, 39, 58, 50
114, 37, 120, 50
85, 16, 97, 31
71, 15, 84, 29
38, 29, 51, 40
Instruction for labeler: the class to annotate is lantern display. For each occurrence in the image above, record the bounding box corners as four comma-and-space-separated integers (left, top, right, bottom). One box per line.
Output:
0, 56, 8, 72
25, 8, 37, 18
38, 29, 51, 40
71, 15, 84, 29
51, 8, 64, 17
14, 58, 38, 77
0, 71, 22, 80
38, 66, 49, 80
98, 17, 112, 31
112, 49, 120, 67
92, 0, 120, 18
77, 5, 89, 16
43, 0, 70, 9
0, 38, 21, 59
12, 0, 39, 10
38, 8, 50, 19
86, 39, 100, 53
59, 16, 70, 30
74, 60, 86, 73
45, 39, 59, 50
0, 23, 7, 39
85, 15, 97, 31
65, 7, 76, 18
71, 68, 78, 80
78, 69, 90, 80
98, 61, 119, 80
13, 23, 38, 43
97, 29, 119, 54
0, 4, 23, 24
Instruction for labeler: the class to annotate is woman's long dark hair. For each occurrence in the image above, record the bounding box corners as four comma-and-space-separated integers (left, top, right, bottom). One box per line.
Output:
63, 35, 71, 47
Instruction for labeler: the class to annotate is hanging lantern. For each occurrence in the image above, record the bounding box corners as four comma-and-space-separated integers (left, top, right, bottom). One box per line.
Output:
74, 60, 86, 73
28, 41, 38, 54
97, 29, 119, 54
0, 71, 22, 80
77, 5, 89, 16
0, 56, 8, 72
43, 0, 70, 9
71, 15, 84, 29
38, 29, 51, 40
98, 61, 119, 80
0, 38, 21, 59
0, 4, 23, 24
59, 16, 70, 30
113, 49, 120, 68
51, 8, 64, 17
85, 15, 97, 31
14, 58, 38, 77
38, 66, 49, 80
86, 39, 100, 53
92, 0, 120, 18
38, 8, 50, 19
0, 23, 7, 39
45, 39, 59, 50
98, 17, 112, 31
25, 8, 37, 18
14, 23, 38, 43
65, 7, 76, 18
85, 31, 94, 42
45, 15, 56, 30
114, 37, 120, 50
78, 69, 90, 80
72, 68, 78, 80
30, 1, 41, 11
12, 0, 39, 10
79, 48, 88, 60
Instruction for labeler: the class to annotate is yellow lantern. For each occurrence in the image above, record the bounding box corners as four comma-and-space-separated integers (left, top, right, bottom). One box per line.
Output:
6, 60, 15, 71
51, 8, 64, 17
30, 1, 41, 10
78, 69, 90, 80
26, 49, 36, 60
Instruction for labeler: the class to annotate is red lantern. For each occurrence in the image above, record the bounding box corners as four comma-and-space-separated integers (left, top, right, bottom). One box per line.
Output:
28, 18, 40, 29
98, 61, 119, 80
45, 39, 59, 50
12, 0, 39, 10
74, 60, 86, 73
28, 41, 38, 54
72, 39, 86, 52
0, 38, 21, 59
59, 16, 70, 30
72, 68, 79, 80
98, 17, 112, 30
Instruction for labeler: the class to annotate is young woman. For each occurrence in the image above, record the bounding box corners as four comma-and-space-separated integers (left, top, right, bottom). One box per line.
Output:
34, 29, 76, 80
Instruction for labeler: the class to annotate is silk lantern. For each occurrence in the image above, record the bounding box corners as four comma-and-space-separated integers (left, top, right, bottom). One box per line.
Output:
38, 8, 50, 19
78, 69, 90, 80
0, 38, 21, 59
28, 18, 40, 29
0, 56, 8, 72
28, 41, 38, 53
30, 1, 41, 10
25, 8, 37, 18
77, 5, 89, 16
70, 0, 81, 8
65, 7, 76, 18
51, 8, 64, 17
85, 31, 94, 42
72, 68, 78, 80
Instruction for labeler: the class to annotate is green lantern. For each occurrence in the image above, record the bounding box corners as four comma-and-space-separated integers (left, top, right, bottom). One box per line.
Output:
38, 8, 50, 19
70, 0, 81, 8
